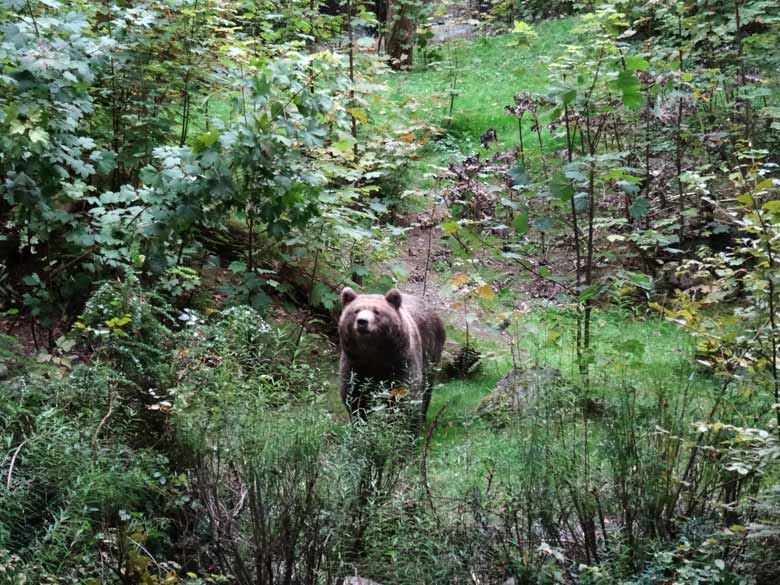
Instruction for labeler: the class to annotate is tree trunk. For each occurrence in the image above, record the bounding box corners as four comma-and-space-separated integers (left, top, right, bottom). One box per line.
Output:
385, 0, 414, 69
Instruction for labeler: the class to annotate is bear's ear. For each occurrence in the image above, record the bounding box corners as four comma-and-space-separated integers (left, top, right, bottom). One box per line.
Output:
341, 287, 357, 306
385, 288, 403, 310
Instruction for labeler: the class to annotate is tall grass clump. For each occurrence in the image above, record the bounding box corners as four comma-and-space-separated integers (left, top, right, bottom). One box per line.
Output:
0, 362, 175, 582
170, 304, 418, 584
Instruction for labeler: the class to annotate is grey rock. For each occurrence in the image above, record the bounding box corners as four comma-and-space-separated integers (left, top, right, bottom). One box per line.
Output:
477, 366, 562, 424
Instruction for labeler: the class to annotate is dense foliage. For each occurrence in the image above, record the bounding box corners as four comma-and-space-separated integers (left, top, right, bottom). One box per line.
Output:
2, 0, 780, 583
0, 0, 410, 340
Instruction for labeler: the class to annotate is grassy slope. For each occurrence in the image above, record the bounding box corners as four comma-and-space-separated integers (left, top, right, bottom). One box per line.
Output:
375, 17, 574, 188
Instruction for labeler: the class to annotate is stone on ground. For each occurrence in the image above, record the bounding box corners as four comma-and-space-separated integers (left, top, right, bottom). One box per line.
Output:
477, 366, 562, 425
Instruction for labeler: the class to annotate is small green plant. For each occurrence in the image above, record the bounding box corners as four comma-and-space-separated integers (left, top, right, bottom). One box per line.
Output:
73, 273, 175, 390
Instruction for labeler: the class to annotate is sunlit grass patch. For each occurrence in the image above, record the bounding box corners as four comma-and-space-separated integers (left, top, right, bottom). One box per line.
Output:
424, 306, 722, 495
374, 17, 576, 187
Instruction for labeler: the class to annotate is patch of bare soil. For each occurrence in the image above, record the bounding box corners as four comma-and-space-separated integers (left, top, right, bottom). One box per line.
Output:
392, 206, 505, 342
393, 198, 575, 346
1, 314, 66, 356
429, 2, 481, 44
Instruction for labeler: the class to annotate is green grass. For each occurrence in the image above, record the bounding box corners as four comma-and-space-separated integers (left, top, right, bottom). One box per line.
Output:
328, 18, 743, 499
371, 15, 726, 489
424, 306, 723, 493
373, 17, 575, 187
325, 308, 717, 493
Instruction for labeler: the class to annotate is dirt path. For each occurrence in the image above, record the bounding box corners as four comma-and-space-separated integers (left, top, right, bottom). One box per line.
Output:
429, 3, 480, 44
394, 205, 505, 343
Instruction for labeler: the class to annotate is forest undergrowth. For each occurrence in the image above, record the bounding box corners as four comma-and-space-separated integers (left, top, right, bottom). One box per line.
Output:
2, 1, 780, 584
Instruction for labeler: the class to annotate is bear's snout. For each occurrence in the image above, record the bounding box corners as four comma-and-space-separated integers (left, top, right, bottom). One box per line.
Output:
355, 309, 374, 334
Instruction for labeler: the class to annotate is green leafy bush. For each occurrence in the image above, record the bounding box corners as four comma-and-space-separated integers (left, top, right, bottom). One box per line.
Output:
0, 364, 178, 582
74, 273, 175, 390
172, 305, 324, 415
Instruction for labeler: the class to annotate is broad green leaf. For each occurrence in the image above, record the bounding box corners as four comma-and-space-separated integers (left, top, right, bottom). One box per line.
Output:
533, 216, 555, 232
253, 74, 271, 96
440, 220, 459, 235
614, 70, 642, 109
331, 139, 355, 152
509, 164, 530, 187
624, 55, 650, 71
28, 128, 49, 145
94, 151, 117, 175
624, 271, 654, 290
578, 284, 600, 302
9, 119, 25, 135
311, 282, 337, 310
513, 211, 529, 235
629, 196, 651, 219
736, 193, 754, 206
250, 291, 271, 313
551, 173, 575, 202
192, 130, 220, 153
762, 200, 780, 213
557, 87, 577, 107
22, 273, 41, 286
347, 108, 369, 123
618, 180, 640, 195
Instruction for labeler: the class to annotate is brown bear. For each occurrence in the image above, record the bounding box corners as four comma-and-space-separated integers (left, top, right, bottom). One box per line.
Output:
338, 287, 446, 430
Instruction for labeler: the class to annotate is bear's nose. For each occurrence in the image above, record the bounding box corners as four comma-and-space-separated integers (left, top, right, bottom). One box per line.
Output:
356, 317, 369, 330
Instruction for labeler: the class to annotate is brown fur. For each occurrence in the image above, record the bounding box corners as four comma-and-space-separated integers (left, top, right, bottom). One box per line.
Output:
338, 287, 445, 430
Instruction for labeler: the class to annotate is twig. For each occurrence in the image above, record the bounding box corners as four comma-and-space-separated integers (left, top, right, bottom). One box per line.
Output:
7, 438, 29, 490
422, 222, 434, 298
25, 0, 39, 37
514, 256, 576, 293
48, 245, 100, 279
92, 392, 115, 452
666, 377, 731, 525
293, 222, 326, 359
750, 196, 780, 441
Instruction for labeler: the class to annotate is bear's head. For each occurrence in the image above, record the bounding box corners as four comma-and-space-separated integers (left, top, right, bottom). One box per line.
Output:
338, 287, 406, 353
